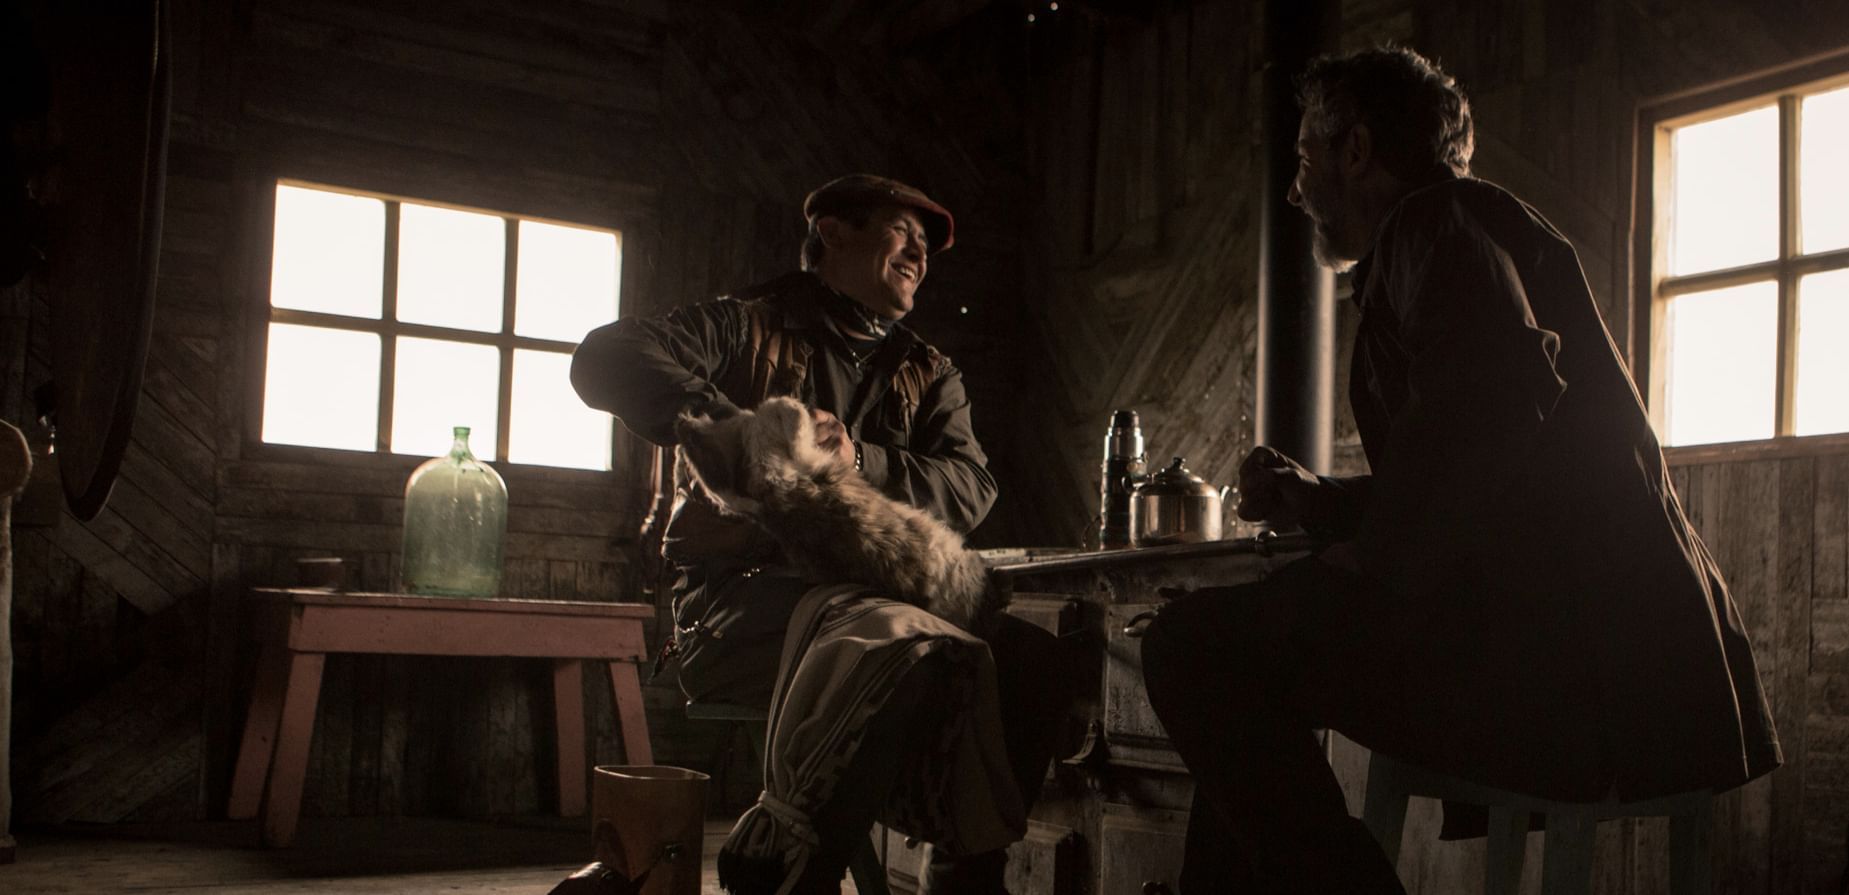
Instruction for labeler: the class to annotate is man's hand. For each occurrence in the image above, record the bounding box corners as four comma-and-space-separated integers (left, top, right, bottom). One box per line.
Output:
1235, 445, 1321, 526
809, 407, 857, 469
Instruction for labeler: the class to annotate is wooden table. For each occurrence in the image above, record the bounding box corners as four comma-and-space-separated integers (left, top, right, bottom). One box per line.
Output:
227, 588, 654, 846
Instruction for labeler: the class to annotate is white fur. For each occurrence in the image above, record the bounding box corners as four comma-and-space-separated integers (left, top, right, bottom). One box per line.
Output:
675, 397, 1001, 631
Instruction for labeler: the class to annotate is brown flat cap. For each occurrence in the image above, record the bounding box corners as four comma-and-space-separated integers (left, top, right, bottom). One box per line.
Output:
803, 174, 955, 253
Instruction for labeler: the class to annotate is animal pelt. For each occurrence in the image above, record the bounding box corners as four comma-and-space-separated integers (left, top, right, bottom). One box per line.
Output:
673, 397, 1002, 632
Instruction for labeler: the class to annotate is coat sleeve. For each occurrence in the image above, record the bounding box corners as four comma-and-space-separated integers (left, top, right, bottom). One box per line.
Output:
857, 364, 998, 534
1353, 199, 1568, 598
569, 300, 746, 446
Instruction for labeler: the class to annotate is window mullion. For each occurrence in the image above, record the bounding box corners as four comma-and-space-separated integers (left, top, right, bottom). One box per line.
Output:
379, 201, 401, 453
1775, 94, 1801, 437
497, 218, 518, 464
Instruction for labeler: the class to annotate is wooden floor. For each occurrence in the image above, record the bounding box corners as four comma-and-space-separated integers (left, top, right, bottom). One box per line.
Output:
0, 816, 865, 894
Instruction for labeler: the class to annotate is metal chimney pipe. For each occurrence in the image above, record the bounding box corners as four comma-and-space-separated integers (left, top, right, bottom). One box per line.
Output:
1254, 0, 1337, 474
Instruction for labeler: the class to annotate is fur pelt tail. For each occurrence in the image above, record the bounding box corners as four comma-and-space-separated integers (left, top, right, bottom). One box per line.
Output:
674, 397, 1001, 631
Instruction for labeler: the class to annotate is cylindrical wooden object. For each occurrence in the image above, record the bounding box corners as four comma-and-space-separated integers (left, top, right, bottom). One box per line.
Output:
591, 765, 709, 895
1, 419, 33, 863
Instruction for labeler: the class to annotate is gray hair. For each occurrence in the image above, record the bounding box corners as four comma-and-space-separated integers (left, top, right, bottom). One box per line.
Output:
1296, 46, 1474, 183
799, 205, 876, 272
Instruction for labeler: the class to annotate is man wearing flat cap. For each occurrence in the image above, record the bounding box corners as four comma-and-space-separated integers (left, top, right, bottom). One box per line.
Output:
572, 175, 1059, 894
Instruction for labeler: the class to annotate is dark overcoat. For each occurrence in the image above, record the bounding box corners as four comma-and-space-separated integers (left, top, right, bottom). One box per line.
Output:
1333, 177, 1780, 801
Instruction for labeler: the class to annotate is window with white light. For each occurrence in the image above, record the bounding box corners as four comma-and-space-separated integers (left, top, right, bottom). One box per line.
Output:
1643, 67, 1849, 447
260, 182, 620, 470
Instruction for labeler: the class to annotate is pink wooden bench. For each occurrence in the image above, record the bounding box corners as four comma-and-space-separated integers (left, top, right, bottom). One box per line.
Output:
227, 588, 654, 846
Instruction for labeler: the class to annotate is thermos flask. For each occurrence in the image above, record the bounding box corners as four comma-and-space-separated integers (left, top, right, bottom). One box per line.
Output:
1098, 410, 1148, 549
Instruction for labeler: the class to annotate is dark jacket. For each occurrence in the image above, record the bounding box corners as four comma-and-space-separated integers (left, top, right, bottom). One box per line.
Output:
1329, 177, 1780, 801
572, 271, 995, 552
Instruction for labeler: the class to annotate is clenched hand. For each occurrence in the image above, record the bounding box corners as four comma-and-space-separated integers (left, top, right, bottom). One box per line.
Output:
809, 407, 857, 469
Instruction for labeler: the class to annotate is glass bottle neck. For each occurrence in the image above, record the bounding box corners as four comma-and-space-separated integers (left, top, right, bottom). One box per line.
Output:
449, 428, 476, 462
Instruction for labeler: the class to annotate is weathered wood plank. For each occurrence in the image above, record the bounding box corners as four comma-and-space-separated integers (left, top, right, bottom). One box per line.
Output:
65, 721, 203, 824
306, 655, 354, 818
249, 5, 659, 116
51, 513, 173, 615
241, 52, 656, 184
1818, 453, 1848, 602
21, 662, 201, 823
133, 389, 218, 499
1772, 457, 1814, 894
220, 459, 623, 509
1713, 461, 1777, 895
548, 560, 579, 600
216, 517, 619, 562
264, 0, 661, 84
1819, 600, 1849, 674
142, 347, 219, 451
120, 441, 215, 535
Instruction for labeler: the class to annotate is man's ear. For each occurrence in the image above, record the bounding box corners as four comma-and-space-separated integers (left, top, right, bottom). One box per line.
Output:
1340, 122, 1374, 176
816, 215, 847, 249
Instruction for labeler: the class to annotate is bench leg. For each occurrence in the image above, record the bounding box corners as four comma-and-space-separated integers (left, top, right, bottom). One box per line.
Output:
262, 652, 326, 847
848, 828, 892, 895
1361, 754, 1410, 866
1539, 809, 1595, 895
1485, 805, 1529, 895
1669, 799, 1712, 895
606, 661, 653, 766
228, 643, 291, 820
553, 659, 587, 817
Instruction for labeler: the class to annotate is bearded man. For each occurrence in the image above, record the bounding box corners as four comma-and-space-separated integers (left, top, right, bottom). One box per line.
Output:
1139, 47, 1780, 894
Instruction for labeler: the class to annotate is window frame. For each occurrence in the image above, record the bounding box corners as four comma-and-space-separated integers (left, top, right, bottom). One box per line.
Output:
1632, 46, 1849, 461
245, 176, 621, 469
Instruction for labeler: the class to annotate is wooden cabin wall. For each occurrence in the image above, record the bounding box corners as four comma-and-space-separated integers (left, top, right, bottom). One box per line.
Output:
1011, 0, 1849, 892
1, 0, 1031, 826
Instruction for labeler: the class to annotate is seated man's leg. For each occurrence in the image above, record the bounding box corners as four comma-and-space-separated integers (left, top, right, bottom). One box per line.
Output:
784, 654, 955, 895
919, 613, 1069, 894
673, 567, 811, 710
1140, 557, 1408, 895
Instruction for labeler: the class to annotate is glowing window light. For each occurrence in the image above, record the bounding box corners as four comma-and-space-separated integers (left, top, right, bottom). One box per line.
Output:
1669, 105, 1778, 277
1801, 85, 1849, 255
1795, 269, 1849, 437
509, 349, 612, 471
1663, 282, 1778, 446
261, 323, 381, 451
515, 220, 620, 343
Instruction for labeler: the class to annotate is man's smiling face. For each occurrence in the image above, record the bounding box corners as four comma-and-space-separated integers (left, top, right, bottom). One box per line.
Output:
820, 205, 930, 321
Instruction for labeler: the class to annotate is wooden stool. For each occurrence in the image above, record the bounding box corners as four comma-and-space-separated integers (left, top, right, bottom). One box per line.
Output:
1360, 751, 1713, 895
686, 701, 893, 895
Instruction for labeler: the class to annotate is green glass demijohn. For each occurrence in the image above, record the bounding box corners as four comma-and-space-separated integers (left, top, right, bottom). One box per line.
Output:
400, 426, 508, 597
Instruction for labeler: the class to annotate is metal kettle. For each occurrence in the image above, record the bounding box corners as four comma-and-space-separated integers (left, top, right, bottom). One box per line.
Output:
1130, 457, 1223, 547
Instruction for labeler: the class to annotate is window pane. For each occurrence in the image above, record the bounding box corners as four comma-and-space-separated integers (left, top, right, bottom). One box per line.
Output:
1670, 105, 1779, 276
1802, 85, 1849, 255
515, 220, 620, 342
1796, 269, 1849, 437
261, 323, 380, 451
271, 185, 384, 318
391, 337, 502, 460
509, 349, 611, 470
397, 203, 505, 333
1663, 281, 1778, 445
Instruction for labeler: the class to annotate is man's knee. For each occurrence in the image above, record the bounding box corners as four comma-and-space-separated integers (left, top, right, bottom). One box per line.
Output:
1140, 598, 1204, 703
1141, 587, 1274, 706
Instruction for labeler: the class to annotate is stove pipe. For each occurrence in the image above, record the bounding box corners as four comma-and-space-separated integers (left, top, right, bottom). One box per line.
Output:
1254, 0, 1337, 474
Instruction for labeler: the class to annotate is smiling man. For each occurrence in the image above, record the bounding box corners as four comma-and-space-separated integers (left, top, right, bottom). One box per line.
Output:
572, 175, 1062, 894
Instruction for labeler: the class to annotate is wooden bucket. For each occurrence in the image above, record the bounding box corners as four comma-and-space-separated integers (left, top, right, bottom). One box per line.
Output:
591, 765, 709, 895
